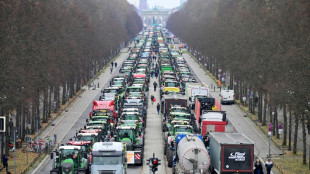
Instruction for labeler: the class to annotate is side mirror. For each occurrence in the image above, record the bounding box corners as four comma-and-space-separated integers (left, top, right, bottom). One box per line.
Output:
50, 152, 54, 159
84, 125, 86, 129
86, 119, 89, 122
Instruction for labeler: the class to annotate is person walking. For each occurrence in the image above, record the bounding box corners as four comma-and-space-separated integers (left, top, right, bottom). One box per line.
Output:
254, 159, 263, 174
110, 66, 113, 74
153, 81, 158, 92
151, 70, 154, 78
115, 62, 117, 68
151, 95, 154, 105
265, 158, 273, 174
1, 153, 8, 173
111, 61, 114, 67
155, 70, 158, 79
157, 103, 160, 115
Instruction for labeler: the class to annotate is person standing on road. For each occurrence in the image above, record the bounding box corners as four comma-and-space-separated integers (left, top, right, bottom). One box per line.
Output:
115, 62, 117, 68
151, 70, 154, 78
254, 159, 263, 174
110, 66, 113, 74
111, 61, 114, 67
153, 81, 158, 92
157, 103, 160, 115
265, 158, 273, 174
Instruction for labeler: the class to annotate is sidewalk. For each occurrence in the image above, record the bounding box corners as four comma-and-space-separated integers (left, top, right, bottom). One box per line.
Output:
27, 47, 131, 174
142, 59, 167, 174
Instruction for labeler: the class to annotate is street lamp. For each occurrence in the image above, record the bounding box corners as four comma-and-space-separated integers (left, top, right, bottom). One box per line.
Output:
268, 123, 273, 158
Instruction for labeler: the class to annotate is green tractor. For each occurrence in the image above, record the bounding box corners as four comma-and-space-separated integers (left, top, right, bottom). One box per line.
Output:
120, 112, 145, 130
163, 112, 192, 132
50, 145, 88, 174
114, 125, 144, 165
164, 124, 193, 167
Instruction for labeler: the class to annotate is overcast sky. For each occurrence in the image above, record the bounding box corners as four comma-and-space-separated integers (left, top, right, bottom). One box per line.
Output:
148, 0, 180, 9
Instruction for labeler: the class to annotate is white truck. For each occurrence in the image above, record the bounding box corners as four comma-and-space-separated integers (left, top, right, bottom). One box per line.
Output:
185, 83, 209, 105
90, 142, 127, 174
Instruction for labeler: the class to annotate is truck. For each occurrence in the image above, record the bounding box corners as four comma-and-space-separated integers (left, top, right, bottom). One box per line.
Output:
161, 94, 187, 118
90, 100, 117, 120
199, 111, 229, 136
172, 134, 211, 174
208, 132, 254, 174
185, 83, 209, 104
50, 145, 89, 174
90, 142, 127, 174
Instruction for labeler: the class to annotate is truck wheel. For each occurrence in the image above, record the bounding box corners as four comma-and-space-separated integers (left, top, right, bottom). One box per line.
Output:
164, 142, 167, 155
166, 148, 173, 167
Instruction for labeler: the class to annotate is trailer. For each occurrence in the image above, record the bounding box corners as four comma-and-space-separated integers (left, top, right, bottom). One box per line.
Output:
208, 132, 254, 174
185, 83, 209, 104
200, 111, 228, 136
172, 134, 211, 174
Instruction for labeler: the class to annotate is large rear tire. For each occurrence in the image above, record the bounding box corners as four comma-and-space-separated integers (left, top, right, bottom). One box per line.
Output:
166, 147, 173, 167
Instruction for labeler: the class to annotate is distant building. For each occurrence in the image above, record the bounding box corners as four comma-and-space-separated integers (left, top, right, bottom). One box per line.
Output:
139, 0, 148, 11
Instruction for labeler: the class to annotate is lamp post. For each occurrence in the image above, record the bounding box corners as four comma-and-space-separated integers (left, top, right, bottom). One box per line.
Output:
268, 123, 273, 158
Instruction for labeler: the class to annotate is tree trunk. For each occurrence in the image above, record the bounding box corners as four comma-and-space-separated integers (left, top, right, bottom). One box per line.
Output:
269, 105, 272, 123
43, 86, 48, 123
16, 104, 21, 136
31, 101, 35, 134
258, 91, 262, 123
293, 114, 299, 154
275, 107, 279, 139
62, 82, 66, 105
288, 106, 292, 151
282, 104, 287, 145
48, 85, 52, 118
262, 93, 267, 125
301, 114, 307, 164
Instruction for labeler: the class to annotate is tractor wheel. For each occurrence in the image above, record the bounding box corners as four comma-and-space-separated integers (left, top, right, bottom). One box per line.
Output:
166, 147, 173, 167
164, 141, 167, 155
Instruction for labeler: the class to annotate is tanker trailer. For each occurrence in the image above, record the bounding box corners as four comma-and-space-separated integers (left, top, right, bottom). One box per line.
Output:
173, 134, 211, 174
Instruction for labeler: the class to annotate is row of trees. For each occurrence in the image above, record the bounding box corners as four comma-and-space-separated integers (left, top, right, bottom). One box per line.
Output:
167, 0, 310, 165
0, 0, 142, 155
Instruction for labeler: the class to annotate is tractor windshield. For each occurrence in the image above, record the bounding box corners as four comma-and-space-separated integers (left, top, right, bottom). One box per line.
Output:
61, 149, 79, 160
122, 115, 138, 120
128, 88, 141, 92
91, 117, 108, 122
118, 129, 134, 140
78, 135, 94, 141
92, 156, 122, 165
175, 127, 192, 133
104, 89, 118, 93
166, 82, 177, 87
